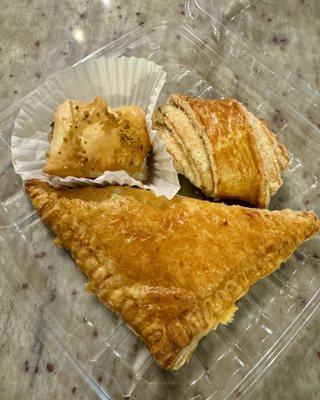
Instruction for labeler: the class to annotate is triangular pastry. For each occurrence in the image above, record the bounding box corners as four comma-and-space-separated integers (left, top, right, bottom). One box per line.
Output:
44, 97, 151, 181
153, 94, 289, 207
25, 180, 319, 370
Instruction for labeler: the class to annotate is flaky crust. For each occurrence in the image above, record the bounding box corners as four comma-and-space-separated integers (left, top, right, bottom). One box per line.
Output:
25, 180, 319, 370
44, 97, 150, 181
158, 103, 213, 193
154, 94, 289, 207
153, 108, 201, 188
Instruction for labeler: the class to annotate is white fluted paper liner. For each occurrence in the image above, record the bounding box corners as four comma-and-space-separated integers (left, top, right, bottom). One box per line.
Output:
11, 56, 180, 199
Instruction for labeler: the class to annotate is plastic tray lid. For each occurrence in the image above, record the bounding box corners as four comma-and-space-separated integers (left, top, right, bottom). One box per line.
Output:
223, 0, 320, 92
186, 0, 320, 129
194, 0, 254, 20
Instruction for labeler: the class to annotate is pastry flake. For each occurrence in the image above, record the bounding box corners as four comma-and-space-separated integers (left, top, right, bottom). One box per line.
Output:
44, 97, 151, 181
25, 180, 319, 370
153, 94, 289, 207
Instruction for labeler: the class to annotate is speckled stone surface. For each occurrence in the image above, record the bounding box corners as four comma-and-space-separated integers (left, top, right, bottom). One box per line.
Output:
0, 1, 320, 399
223, 0, 320, 90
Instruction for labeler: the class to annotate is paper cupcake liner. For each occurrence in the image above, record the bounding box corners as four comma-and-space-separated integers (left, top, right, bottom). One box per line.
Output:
11, 56, 180, 199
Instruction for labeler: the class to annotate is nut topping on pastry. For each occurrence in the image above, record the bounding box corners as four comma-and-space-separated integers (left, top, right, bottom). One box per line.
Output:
44, 97, 150, 181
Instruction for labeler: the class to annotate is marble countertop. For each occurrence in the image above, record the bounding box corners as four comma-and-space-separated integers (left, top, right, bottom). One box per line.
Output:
0, 1, 320, 399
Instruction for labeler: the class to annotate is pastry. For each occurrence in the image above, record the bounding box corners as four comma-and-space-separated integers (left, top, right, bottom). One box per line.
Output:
44, 97, 151, 181
153, 94, 289, 207
25, 180, 319, 370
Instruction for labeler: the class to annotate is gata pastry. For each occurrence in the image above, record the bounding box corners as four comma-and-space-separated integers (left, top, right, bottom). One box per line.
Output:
25, 180, 319, 370
44, 97, 151, 181
153, 94, 289, 207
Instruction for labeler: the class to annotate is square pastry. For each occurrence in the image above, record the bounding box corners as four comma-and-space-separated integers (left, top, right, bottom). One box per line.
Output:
44, 97, 151, 181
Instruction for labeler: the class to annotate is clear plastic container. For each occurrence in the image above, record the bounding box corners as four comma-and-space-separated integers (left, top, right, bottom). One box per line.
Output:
220, 0, 320, 95
199, 0, 320, 128
1, 1, 320, 399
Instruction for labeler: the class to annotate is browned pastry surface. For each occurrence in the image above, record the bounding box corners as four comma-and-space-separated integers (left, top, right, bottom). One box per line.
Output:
25, 180, 319, 370
153, 94, 289, 207
44, 97, 150, 181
